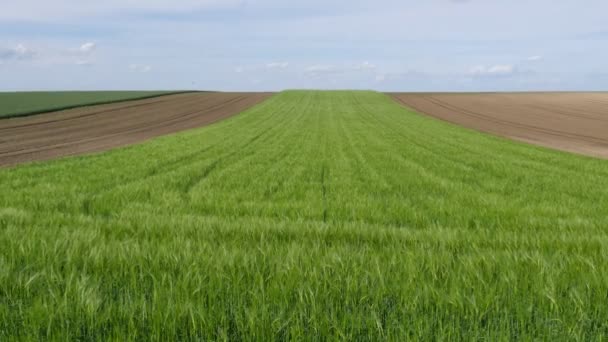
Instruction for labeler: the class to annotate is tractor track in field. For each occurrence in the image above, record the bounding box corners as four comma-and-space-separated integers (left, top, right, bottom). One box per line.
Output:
389, 92, 608, 159
0, 92, 272, 167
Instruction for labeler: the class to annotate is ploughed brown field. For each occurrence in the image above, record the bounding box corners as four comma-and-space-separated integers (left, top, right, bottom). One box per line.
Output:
0, 92, 271, 167
389, 92, 608, 159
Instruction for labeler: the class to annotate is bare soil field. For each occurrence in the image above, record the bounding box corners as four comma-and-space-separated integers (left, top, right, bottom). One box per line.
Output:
389, 92, 608, 159
0, 92, 271, 167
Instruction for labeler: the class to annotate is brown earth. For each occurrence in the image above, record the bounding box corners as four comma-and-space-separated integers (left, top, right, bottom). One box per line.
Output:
0, 92, 272, 167
389, 92, 608, 159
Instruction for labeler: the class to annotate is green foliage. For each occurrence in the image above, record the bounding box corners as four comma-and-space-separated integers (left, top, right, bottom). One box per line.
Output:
1, 91, 607, 340
0, 91, 183, 119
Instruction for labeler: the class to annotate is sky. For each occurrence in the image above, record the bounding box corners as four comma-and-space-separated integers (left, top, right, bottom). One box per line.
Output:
1, 0, 608, 92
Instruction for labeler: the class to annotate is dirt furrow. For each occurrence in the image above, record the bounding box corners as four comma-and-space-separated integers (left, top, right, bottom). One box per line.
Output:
389, 92, 608, 159
0, 92, 272, 167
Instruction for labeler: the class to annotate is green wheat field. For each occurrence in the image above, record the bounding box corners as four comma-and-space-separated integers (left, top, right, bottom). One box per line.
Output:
1, 91, 608, 340
0, 91, 175, 119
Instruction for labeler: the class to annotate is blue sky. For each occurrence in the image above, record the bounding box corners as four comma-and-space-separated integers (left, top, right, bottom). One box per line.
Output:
1, 0, 607, 91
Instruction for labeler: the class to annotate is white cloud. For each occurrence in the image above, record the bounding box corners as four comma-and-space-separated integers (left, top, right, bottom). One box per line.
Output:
234, 62, 289, 73
306, 62, 377, 76
305, 64, 341, 77
1, 42, 99, 67
488, 65, 515, 75
373, 70, 435, 84
0, 44, 37, 61
526, 55, 543, 61
469, 65, 486, 75
76, 60, 93, 66
78, 42, 96, 54
129, 64, 152, 73
266, 61, 289, 69
469, 64, 515, 77
352, 61, 376, 70
64, 42, 97, 65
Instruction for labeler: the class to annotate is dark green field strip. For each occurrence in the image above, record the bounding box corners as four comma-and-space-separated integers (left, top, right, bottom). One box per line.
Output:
1, 91, 608, 339
0, 91, 193, 119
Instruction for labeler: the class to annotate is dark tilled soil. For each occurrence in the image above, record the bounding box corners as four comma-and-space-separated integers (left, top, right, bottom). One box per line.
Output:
389, 92, 608, 159
0, 92, 272, 167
